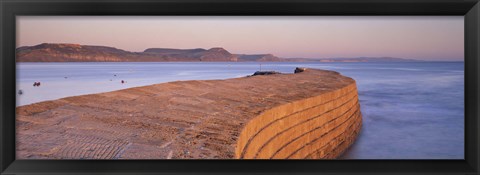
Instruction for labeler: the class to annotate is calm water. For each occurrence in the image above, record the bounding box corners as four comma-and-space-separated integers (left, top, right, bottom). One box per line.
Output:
16, 62, 464, 159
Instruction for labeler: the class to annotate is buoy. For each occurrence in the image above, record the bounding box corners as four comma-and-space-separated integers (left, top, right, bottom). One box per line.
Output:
18, 90, 23, 95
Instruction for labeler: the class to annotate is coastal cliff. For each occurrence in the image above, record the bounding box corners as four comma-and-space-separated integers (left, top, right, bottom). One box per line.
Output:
16, 43, 418, 62
16, 43, 282, 62
16, 68, 362, 159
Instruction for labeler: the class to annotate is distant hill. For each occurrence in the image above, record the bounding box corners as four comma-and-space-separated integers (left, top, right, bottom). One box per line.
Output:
16, 43, 279, 62
285, 57, 422, 62
143, 47, 239, 62
16, 43, 421, 62
235, 54, 283, 62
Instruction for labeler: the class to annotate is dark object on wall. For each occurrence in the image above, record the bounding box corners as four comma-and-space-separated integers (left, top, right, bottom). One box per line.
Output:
295, 67, 307, 74
252, 71, 281, 76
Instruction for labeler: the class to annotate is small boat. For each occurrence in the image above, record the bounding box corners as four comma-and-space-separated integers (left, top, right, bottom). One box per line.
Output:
18, 90, 23, 95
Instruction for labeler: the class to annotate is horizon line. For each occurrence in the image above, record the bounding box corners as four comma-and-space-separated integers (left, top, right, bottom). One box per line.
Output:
17, 42, 465, 61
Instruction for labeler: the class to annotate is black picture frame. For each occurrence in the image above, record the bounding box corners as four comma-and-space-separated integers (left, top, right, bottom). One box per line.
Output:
1, 0, 479, 174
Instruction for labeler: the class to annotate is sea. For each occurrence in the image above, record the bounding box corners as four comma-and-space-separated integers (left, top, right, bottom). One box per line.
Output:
16, 62, 464, 159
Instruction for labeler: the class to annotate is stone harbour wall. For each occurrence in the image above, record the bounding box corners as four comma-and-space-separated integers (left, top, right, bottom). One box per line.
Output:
17, 68, 362, 159
236, 83, 362, 159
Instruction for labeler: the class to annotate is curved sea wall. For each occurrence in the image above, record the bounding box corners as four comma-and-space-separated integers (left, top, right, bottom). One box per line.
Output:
17, 68, 362, 159
236, 82, 362, 159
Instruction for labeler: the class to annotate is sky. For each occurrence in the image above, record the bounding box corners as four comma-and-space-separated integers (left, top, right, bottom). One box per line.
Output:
17, 16, 464, 61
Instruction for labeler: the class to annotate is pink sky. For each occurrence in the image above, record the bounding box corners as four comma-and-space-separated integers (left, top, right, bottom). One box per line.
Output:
17, 16, 464, 61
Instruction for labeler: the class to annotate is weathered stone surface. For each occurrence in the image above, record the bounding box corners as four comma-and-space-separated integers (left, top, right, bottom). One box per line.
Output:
16, 68, 362, 159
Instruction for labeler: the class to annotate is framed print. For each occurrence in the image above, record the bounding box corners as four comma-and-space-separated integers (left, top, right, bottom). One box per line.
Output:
1, 0, 479, 174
